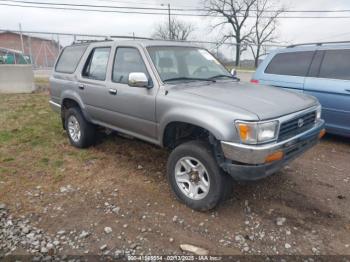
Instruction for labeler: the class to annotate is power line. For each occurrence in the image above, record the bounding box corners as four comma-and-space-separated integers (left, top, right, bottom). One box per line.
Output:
0, 2, 175, 15
3, 0, 350, 13
0, 0, 171, 11
2, 1, 350, 18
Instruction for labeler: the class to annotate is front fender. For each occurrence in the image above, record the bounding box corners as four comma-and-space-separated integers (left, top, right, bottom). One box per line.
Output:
159, 107, 239, 146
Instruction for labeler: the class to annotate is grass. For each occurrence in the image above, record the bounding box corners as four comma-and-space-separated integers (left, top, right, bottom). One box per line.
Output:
34, 77, 50, 85
0, 92, 168, 214
0, 93, 97, 189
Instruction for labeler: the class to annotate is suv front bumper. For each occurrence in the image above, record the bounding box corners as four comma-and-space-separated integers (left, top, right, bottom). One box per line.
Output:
220, 120, 325, 180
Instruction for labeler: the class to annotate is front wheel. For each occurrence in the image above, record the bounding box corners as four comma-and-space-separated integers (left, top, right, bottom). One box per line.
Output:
167, 140, 231, 211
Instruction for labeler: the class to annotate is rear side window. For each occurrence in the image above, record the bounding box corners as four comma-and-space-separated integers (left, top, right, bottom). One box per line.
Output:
319, 49, 350, 80
55, 45, 87, 74
265, 51, 314, 77
308, 51, 324, 78
82, 47, 111, 81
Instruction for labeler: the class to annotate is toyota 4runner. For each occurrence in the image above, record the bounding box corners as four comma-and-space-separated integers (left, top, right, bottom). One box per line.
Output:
49, 40, 326, 211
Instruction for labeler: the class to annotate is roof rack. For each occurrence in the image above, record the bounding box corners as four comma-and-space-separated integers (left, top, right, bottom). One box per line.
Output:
109, 35, 153, 40
72, 35, 152, 45
73, 39, 112, 45
287, 40, 350, 48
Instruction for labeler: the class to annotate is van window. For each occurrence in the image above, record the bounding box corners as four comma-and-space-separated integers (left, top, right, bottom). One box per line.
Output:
265, 51, 314, 77
55, 45, 87, 74
112, 47, 149, 84
82, 47, 111, 81
308, 51, 324, 78
319, 49, 350, 80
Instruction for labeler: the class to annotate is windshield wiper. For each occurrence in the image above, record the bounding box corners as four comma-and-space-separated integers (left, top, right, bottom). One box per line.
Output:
208, 74, 236, 80
163, 77, 216, 83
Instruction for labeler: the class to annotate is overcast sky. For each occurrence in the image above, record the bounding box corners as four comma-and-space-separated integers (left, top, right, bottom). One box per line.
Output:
1, 0, 350, 59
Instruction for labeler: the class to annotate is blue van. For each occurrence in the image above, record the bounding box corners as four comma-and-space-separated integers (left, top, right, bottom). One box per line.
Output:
252, 42, 350, 137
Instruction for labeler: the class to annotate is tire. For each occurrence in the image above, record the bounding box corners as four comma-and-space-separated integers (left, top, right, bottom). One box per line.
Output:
64, 107, 95, 148
167, 140, 231, 211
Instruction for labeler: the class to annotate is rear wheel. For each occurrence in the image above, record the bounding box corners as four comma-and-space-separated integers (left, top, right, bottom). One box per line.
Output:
167, 140, 231, 211
65, 107, 95, 148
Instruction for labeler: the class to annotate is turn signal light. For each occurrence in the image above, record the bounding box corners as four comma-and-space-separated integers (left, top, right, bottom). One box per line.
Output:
319, 129, 326, 139
238, 123, 250, 141
265, 151, 284, 163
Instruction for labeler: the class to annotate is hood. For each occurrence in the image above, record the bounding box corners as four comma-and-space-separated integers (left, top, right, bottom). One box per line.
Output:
169, 81, 318, 120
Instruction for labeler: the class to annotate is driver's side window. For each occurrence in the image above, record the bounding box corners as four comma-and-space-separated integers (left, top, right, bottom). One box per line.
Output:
112, 47, 149, 84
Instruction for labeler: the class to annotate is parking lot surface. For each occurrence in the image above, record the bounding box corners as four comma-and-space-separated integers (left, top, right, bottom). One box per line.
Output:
0, 92, 349, 257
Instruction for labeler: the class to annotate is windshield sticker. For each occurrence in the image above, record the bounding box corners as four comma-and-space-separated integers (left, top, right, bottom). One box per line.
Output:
198, 49, 220, 64
198, 49, 215, 60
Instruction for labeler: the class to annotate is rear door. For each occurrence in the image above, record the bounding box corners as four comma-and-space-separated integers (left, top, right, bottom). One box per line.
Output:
258, 51, 315, 93
304, 48, 350, 135
77, 45, 112, 123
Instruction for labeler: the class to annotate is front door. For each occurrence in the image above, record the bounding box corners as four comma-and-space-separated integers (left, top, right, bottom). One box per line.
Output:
106, 46, 157, 141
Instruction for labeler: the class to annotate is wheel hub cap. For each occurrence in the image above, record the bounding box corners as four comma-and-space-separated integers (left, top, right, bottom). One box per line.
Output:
189, 171, 200, 183
174, 157, 210, 200
67, 115, 81, 143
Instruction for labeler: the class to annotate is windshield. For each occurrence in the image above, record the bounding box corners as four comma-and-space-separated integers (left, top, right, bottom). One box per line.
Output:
147, 46, 232, 83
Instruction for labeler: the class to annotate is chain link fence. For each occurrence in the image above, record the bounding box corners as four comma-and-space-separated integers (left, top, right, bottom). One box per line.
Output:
0, 29, 285, 71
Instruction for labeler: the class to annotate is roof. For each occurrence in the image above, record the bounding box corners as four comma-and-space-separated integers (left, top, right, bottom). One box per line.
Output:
287, 40, 350, 48
0, 30, 56, 43
268, 40, 350, 55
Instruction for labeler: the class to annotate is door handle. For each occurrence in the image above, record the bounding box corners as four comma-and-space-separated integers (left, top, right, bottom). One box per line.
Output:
345, 89, 350, 93
78, 84, 85, 90
108, 88, 117, 95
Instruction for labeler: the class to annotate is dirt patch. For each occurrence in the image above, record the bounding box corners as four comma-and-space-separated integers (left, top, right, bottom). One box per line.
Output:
0, 92, 349, 257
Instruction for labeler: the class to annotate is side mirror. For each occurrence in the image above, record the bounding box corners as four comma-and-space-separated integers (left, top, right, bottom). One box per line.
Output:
128, 72, 150, 88
230, 68, 237, 77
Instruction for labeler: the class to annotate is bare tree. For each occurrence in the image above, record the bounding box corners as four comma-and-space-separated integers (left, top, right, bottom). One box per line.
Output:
248, 0, 284, 67
204, 0, 257, 66
152, 18, 195, 41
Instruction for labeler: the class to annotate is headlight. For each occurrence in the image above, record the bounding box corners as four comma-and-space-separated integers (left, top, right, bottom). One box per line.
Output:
316, 105, 322, 121
235, 120, 279, 144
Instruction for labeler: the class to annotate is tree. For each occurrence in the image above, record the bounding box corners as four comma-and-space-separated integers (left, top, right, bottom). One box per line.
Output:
204, 0, 257, 66
248, 0, 284, 67
152, 18, 195, 41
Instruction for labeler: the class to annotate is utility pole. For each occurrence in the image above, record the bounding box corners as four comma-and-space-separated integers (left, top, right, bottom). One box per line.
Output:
57, 34, 61, 53
167, 3, 171, 40
27, 35, 33, 65
19, 23, 25, 54
161, 3, 171, 40
44, 42, 48, 68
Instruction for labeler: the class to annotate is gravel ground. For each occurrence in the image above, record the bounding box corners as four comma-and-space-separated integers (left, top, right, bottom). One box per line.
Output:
0, 93, 349, 259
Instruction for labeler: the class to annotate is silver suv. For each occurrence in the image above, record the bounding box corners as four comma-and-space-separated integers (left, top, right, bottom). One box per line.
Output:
49, 40, 325, 211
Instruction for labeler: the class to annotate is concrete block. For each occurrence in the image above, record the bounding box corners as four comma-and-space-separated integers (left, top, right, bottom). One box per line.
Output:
0, 64, 35, 93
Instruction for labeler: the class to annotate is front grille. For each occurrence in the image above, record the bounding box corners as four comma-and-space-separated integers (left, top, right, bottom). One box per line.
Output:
278, 111, 316, 141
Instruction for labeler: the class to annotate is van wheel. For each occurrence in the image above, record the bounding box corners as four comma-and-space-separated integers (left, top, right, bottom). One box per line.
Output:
167, 140, 230, 211
65, 107, 95, 148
